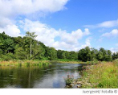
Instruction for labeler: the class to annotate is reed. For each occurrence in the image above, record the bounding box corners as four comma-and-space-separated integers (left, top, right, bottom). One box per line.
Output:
0, 60, 51, 68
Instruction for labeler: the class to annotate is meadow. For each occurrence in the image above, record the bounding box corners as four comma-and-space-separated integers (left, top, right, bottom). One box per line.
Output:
78, 59, 118, 88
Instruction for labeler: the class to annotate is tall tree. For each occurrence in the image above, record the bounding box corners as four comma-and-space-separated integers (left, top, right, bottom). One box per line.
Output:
15, 45, 27, 59
97, 52, 103, 61
25, 32, 37, 58
105, 50, 112, 61
45, 47, 57, 60
91, 48, 98, 61
99, 48, 107, 61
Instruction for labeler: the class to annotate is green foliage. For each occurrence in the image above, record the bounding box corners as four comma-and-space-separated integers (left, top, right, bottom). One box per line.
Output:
97, 51, 103, 61
78, 47, 92, 62
69, 51, 78, 60
57, 50, 66, 59
45, 47, 57, 60
65, 75, 74, 85
112, 52, 118, 60
15, 46, 27, 59
0, 32, 117, 62
1, 53, 15, 61
78, 47, 114, 62
81, 62, 118, 88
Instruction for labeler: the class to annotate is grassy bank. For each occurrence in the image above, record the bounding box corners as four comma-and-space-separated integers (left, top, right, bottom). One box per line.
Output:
78, 59, 118, 88
51, 59, 81, 64
51, 59, 99, 64
0, 60, 51, 67
0, 59, 100, 67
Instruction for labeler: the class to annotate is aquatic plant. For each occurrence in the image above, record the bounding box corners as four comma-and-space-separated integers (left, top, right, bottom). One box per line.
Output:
65, 75, 74, 85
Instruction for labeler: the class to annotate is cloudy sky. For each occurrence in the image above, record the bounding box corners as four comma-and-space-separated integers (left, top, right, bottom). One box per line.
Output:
0, 0, 117, 52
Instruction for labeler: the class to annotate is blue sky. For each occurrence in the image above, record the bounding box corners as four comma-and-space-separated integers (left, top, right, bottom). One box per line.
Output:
0, 0, 117, 52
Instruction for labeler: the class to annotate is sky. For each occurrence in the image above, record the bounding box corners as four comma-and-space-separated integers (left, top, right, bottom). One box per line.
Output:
0, 0, 117, 52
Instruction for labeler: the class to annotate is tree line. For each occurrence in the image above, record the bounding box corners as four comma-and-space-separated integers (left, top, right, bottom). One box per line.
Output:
0, 32, 118, 61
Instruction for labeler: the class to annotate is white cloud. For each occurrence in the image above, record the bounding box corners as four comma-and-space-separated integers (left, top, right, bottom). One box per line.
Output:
20, 19, 60, 46
110, 47, 118, 53
60, 28, 90, 44
101, 29, 118, 37
84, 20, 118, 28
0, 0, 69, 31
0, 24, 21, 37
0, 0, 92, 51
0, 0, 68, 17
0, 16, 14, 27
19, 19, 90, 51
98, 20, 117, 28
80, 37, 91, 49
0, 0, 69, 39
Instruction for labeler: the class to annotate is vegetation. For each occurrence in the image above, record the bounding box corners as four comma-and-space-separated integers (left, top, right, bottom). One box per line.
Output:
0, 31, 118, 62
0, 60, 51, 67
78, 59, 118, 88
1, 31, 118, 88
64, 75, 74, 85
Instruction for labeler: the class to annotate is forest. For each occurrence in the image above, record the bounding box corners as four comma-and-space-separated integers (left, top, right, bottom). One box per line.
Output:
0, 31, 118, 62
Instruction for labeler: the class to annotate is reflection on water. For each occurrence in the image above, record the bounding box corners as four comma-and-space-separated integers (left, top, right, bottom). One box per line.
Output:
0, 63, 81, 88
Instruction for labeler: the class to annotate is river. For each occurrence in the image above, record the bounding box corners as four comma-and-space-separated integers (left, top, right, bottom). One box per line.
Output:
0, 63, 82, 88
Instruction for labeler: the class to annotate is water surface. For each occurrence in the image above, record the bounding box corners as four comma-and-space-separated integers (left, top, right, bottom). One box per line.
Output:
0, 63, 81, 88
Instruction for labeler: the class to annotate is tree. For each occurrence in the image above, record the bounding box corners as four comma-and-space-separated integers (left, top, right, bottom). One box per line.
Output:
91, 48, 99, 61
45, 47, 57, 60
78, 48, 86, 61
99, 48, 107, 61
32, 43, 45, 59
97, 52, 103, 61
69, 51, 78, 60
15, 45, 27, 59
4, 38, 15, 53
105, 50, 112, 61
25, 32, 37, 58
65, 51, 70, 59
112, 52, 118, 60
0, 32, 116, 62
85, 47, 92, 61
78, 47, 92, 61
57, 50, 66, 59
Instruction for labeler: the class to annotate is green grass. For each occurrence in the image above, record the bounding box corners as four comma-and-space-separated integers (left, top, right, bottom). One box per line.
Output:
0, 58, 100, 66
0, 60, 51, 67
78, 59, 118, 88
51, 59, 99, 64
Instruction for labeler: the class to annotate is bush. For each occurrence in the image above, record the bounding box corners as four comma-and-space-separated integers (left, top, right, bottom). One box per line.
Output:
1, 53, 15, 61
65, 75, 74, 85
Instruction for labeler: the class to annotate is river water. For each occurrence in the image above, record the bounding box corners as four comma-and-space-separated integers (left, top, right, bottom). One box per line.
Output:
0, 63, 82, 88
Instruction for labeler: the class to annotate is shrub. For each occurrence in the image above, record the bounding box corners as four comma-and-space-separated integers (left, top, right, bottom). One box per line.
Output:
1, 53, 16, 61
65, 75, 74, 85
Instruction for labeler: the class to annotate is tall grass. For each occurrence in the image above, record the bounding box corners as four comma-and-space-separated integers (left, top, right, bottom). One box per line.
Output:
0, 60, 51, 67
79, 60, 118, 88
52, 59, 99, 64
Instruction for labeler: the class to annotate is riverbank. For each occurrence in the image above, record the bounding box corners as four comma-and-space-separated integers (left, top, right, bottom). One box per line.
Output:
0, 59, 117, 88
51, 59, 99, 65
0, 60, 51, 67
0, 59, 99, 66
77, 59, 118, 88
